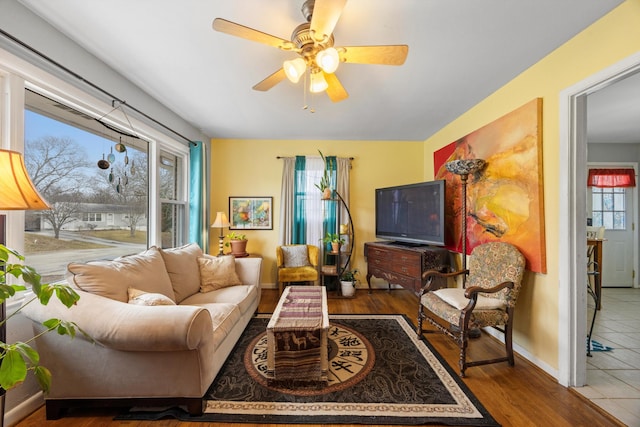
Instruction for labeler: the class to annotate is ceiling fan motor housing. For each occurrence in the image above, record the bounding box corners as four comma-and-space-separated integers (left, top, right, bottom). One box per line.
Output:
291, 22, 334, 64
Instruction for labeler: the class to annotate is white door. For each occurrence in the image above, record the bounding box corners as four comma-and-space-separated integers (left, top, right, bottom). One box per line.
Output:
588, 167, 636, 288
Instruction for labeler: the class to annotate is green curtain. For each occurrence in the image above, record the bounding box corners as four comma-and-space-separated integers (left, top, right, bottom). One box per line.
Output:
292, 156, 307, 244
322, 156, 338, 250
189, 141, 205, 247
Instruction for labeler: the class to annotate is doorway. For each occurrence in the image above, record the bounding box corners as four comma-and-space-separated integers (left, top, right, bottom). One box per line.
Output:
559, 51, 640, 388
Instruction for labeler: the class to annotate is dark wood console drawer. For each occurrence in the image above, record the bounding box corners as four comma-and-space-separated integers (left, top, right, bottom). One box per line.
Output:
367, 254, 391, 270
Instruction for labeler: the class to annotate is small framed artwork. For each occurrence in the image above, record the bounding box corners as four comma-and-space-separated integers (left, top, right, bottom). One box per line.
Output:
229, 197, 273, 230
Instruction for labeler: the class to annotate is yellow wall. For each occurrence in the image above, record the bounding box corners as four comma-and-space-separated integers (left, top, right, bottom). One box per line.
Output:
210, 0, 640, 375
423, 0, 640, 370
210, 139, 425, 286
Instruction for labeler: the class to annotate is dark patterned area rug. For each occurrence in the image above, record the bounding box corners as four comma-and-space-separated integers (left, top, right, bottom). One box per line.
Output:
116, 314, 500, 426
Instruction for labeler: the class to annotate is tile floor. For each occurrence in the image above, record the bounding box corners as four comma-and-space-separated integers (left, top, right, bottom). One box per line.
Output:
573, 287, 640, 426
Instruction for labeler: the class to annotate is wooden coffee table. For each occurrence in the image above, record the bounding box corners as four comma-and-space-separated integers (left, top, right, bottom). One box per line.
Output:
266, 286, 329, 383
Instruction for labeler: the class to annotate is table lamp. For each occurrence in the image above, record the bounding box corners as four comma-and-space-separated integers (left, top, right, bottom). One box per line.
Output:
211, 212, 230, 256
0, 148, 50, 418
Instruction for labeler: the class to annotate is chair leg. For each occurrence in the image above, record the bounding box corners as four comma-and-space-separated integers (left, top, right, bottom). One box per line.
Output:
417, 305, 424, 337
504, 318, 515, 367
278, 281, 283, 295
459, 328, 469, 377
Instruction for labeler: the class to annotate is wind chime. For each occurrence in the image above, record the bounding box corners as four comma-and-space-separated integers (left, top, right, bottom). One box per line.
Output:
96, 136, 137, 193
95, 101, 139, 193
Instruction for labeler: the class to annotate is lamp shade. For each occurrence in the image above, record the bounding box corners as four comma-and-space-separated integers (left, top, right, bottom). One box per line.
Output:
316, 47, 340, 74
309, 69, 329, 93
211, 211, 230, 228
283, 58, 307, 83
0, 149, 49, 210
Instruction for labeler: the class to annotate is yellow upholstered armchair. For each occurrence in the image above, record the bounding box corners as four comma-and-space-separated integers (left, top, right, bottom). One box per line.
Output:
276, 244, 320, 294
417, 242, 526, 377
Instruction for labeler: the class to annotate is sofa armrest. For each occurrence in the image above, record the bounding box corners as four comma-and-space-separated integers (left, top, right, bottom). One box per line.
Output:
21, 289, 213, 352
235, 256, 262, 287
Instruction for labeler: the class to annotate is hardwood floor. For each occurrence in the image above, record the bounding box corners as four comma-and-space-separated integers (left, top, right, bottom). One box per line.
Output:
16, 288, 623, 427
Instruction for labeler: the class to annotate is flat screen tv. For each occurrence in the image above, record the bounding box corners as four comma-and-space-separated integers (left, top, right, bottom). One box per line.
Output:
375, 180, 446, 246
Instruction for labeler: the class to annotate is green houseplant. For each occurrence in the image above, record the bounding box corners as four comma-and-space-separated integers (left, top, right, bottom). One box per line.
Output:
315, 150, 333, 200
0, 244, 83, 393
224, 231, 248, 257
323, 232, 344, 253
340, 268, 358, 297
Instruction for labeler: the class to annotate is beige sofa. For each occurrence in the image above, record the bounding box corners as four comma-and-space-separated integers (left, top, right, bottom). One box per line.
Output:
21, 243, 262, 419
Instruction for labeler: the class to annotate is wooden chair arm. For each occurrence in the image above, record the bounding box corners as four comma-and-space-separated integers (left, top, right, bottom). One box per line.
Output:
463, 281, 514, 299
420, 269, 468, 295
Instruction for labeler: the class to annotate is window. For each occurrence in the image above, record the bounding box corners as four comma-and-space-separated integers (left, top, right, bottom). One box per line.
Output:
82, 213, 103, 222
159, 151, 186, 248
591, 187, 626, 230
22, 89, 187, 282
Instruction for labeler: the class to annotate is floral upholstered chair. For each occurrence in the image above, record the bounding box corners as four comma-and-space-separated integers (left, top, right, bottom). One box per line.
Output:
276, 244, 319, 295
417, 242, 525, 377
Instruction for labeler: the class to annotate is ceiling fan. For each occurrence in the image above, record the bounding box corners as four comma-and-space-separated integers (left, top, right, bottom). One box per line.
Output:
212, 0, 409, 102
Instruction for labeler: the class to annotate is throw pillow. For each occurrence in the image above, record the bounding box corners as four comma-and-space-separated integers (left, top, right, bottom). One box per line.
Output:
160, 243, 203, 303
281, 245, 310, 267
127, 287, 176, 306
67, 246, 175, 303
197, 254, 242, 293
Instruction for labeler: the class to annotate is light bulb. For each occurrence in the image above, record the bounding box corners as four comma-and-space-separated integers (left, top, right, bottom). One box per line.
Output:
283, 58, 306, 83
316, 47, 339, 73
309, 69, 328, 93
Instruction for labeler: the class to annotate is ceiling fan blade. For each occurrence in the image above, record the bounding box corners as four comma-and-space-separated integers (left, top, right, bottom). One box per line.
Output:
253, 68, 287, 91
324, 72, 349, 102
310, 0, 347, 42
212, 18, 294, 50
339, 45, 409, 65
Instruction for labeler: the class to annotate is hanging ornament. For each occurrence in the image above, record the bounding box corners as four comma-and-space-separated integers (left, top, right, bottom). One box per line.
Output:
97, 153, 110, 170
107, 146, 116, 164
124, 153, 129, 165
130, 159, 136, 176
116, 177, 122, 194
114, 136, 126, 153
108, 168, 114, 183
123, 171, 129, 186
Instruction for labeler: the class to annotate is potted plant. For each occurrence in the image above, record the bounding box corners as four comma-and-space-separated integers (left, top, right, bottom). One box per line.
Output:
225, 231, 249, 257
340, 268, 359, 297
315, 150, 333, 200
0, 244, 84, 399
323, 232, 344, 253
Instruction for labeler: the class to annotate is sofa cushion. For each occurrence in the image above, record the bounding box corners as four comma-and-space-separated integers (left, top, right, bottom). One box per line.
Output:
180, 284, 258, 315
281, 245, 311, 267
197, 255, 242, 293
188, 303, 241, 350
67, 246, 174, 303
128, 287, 176, 306
160, 243, 203, 303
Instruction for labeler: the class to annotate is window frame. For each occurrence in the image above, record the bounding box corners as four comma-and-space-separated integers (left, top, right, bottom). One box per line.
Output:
0, 49, 190, 257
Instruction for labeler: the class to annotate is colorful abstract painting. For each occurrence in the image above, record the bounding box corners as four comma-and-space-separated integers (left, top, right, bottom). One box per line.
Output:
434, 98, 546, 273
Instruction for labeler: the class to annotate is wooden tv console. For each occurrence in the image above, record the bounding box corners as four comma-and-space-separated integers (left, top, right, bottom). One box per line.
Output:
364, 241, 450, 294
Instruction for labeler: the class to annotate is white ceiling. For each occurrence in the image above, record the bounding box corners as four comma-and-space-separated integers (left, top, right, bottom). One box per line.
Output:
19, 0, 628, 142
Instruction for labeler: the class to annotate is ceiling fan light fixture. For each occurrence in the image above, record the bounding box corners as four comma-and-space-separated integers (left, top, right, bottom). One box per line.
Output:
316, 47, 339, 73
309, 68, 328, 93
283, 58, 307, 83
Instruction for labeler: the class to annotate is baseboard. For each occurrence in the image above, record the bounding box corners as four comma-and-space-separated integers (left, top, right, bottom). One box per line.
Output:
483, 327, 559, 381
5, 391, 43, 426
